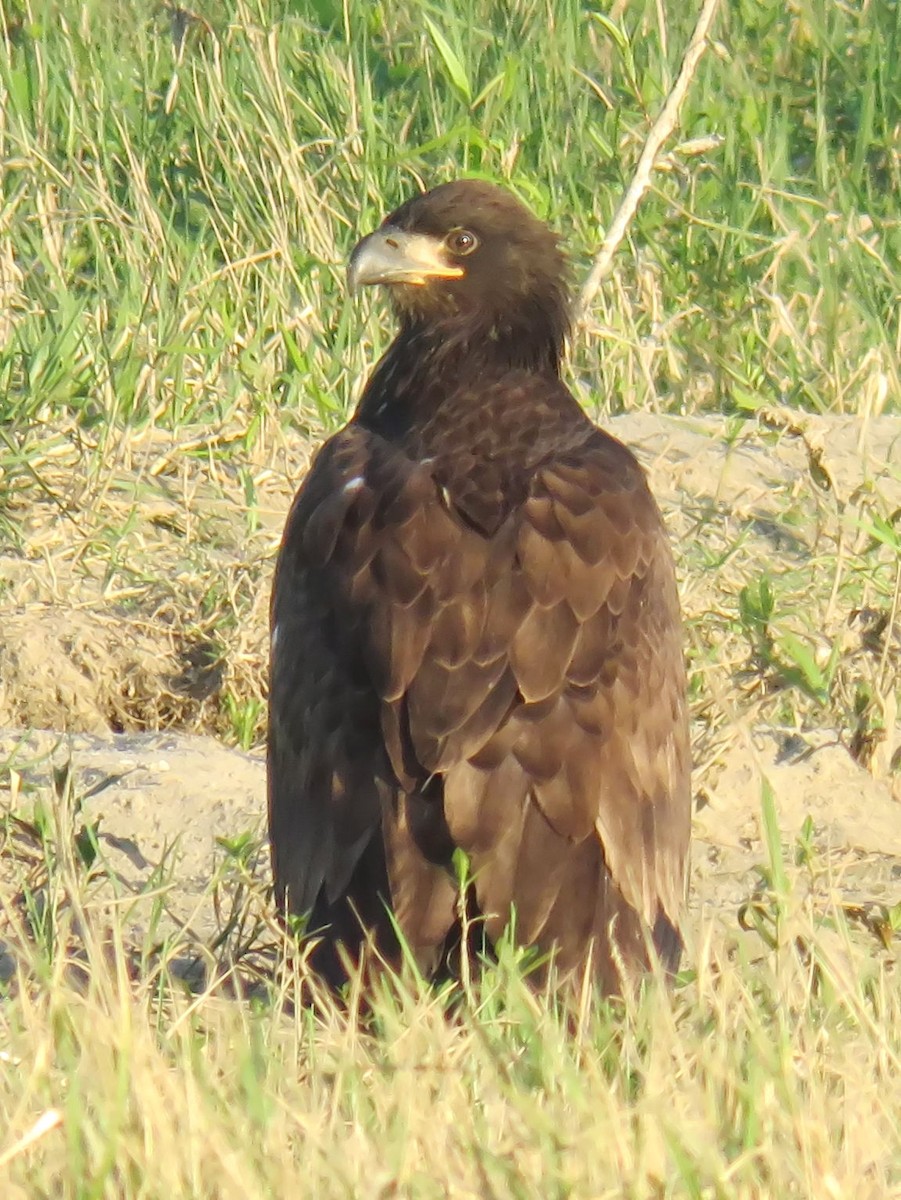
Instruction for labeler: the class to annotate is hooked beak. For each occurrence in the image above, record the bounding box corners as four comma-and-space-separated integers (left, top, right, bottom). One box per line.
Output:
347, 226, 464, 291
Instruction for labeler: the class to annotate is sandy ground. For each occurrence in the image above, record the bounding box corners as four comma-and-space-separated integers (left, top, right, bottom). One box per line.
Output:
1, 412, 899, 966
1, 720, 898, 955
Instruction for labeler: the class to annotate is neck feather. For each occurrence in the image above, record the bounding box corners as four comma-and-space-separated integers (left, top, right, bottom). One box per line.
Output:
356, 308, 566, 434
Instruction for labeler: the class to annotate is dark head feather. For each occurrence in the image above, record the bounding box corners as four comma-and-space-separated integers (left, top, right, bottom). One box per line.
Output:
349, 180, 571, 376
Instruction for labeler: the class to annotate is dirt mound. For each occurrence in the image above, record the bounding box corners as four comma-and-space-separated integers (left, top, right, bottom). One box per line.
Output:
0, 607, 222, 734
0, 728, 263, 938
1, 724, 897, 966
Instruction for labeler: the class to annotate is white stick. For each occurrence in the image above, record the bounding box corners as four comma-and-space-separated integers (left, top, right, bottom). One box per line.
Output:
577, 0, 721, 321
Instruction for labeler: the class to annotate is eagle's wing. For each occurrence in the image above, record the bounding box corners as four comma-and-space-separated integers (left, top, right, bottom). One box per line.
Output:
269, 417, 689, 984
440, 435, 690, 981
268, 423, 480, 971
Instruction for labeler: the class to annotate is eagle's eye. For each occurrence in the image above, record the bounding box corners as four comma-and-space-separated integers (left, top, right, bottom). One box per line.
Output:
445, 228, 479, 256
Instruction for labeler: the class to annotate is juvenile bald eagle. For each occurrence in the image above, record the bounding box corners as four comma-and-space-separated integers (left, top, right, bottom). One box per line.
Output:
268, 180, 690, 992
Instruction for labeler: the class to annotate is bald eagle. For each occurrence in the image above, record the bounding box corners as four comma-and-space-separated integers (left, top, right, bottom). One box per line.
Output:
268, 180, 690, 993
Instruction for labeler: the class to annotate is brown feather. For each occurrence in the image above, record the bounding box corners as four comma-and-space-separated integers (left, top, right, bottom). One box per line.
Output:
509, 600, 581, 701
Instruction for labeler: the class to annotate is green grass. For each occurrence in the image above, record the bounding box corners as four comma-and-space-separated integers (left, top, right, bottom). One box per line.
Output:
0, 1, 900, 1194
1, 0, 897, 452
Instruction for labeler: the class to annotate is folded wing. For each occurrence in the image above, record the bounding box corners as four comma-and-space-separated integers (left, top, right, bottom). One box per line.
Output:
268, 418, 690, 988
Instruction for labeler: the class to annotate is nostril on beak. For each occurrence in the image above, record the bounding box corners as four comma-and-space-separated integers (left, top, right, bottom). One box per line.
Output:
385, 237, 399, 249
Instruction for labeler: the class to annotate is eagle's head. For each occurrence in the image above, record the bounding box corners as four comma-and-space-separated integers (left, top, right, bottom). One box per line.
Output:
348, 180, 571, 362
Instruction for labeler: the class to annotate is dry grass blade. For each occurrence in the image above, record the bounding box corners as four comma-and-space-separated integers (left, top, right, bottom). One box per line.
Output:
0, 1110, 63, 1170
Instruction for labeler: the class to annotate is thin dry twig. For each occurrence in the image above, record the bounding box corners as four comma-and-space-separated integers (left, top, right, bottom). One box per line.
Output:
576, 0, 721, 320
0, 1109, 62, 1169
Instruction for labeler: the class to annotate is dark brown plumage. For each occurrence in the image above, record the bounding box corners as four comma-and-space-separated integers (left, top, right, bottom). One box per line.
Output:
268, 180, 690, 993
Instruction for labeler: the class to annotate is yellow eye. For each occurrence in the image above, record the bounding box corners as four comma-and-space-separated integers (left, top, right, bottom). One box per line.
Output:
445, 229, 479, 256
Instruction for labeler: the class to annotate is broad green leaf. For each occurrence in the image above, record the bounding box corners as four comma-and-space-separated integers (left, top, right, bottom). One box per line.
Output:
777, 632, 829, 702
424, 18, 472, 103
760, 777, 788, 899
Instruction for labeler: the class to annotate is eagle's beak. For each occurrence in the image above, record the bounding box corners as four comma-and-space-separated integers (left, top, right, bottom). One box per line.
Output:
348, 226, 465, 290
